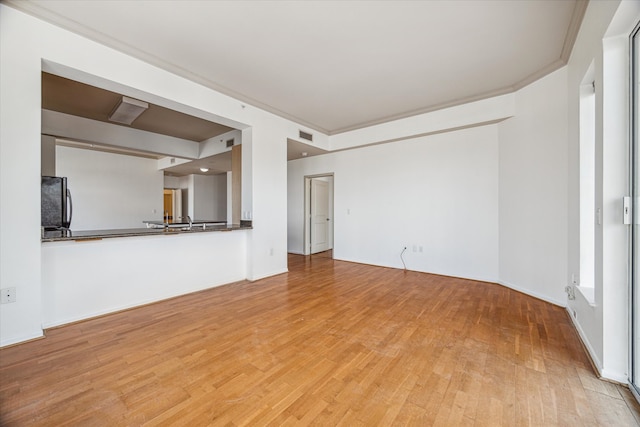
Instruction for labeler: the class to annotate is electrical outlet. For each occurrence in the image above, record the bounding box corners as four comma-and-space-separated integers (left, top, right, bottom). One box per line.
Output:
565, 285, 575, 300
1, 287, 16, 304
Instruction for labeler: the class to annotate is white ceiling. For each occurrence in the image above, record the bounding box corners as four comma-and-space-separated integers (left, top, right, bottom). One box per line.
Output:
9, 0, 585, 135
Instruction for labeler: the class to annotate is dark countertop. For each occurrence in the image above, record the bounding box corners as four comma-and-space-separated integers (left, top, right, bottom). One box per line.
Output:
142, 219, 226, 226
42, 222, 252, 242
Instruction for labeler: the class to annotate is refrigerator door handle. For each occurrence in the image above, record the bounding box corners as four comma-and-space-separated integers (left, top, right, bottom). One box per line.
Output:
66, 188, 73, 228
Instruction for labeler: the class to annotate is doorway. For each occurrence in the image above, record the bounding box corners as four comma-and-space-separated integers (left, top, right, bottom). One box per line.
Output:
163, 188, 183, 223
304, 174, 334, 256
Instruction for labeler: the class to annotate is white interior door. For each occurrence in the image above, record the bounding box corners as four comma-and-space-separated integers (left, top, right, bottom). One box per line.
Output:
310, 178, 330, 254
172, 189, 182, 221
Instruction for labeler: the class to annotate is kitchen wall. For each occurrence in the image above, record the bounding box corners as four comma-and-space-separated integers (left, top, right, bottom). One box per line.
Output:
56, 145, 164, 230
193, 174, 227, 221
166, 174, 228, 221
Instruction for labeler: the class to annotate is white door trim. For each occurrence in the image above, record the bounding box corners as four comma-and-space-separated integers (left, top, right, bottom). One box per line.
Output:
303, 173, 334, 256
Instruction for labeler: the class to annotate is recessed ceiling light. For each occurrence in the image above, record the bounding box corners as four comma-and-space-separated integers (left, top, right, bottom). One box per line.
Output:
301, 152, 308, 157
200, 167, 209, 172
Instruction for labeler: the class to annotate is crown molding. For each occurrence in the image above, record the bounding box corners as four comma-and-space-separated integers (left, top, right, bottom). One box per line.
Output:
3, 0, 589, 137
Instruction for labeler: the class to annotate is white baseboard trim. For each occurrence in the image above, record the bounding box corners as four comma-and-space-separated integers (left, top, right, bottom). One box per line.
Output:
0, 330, 44, 348
42, 278, 246, 330
334, 256, 499, 284
247, 268, 289, 282
497, 280, 566, 307
565, 306, 604, 375
333, 258, 565, 308
564, 307, 628, 384
601, 369, 629, 385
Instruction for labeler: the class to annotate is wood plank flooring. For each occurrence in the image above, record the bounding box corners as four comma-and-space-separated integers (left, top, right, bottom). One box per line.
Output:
1, 253, 639, 426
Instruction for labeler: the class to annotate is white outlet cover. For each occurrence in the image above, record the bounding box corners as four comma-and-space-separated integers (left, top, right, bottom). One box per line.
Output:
1, 287, 16, 304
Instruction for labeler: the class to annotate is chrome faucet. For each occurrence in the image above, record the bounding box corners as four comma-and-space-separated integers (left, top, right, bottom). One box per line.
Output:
187, 215, 192, 229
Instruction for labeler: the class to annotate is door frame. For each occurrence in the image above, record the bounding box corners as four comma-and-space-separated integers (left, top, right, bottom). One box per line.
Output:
303, 173, 334, 256
629, 20, 640, 403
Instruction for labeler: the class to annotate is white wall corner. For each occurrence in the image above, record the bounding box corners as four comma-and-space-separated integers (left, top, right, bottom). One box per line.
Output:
247, 268, 289, 282
498, 280, 568, 308
566, 306, 605, 376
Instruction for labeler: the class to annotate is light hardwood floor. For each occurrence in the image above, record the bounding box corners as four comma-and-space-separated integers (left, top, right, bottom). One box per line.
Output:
1, 253, 639, 426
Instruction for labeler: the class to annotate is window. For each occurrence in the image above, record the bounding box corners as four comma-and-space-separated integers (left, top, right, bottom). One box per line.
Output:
579, 61, 596, 303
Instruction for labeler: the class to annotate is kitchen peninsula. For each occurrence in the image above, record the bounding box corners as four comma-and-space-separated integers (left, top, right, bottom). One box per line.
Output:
41, 219, 251, 331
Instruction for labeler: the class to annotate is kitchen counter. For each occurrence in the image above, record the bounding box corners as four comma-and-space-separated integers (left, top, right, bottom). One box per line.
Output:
41, 221, 252, 242
142, 219, 227, 228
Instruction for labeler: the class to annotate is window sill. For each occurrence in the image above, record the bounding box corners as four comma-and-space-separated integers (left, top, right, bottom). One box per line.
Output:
577, 286, 596, 307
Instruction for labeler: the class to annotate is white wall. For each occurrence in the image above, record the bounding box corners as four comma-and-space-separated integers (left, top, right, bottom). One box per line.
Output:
193, 174, 213, 220
166, 174, 228, 221
163, 175, 180, 189
0, 4, 296, 346
212, 174, 227, 220
41, 135, 56, 176
42, 231, 246, 327
56, 146, 164, 229
497, 67, 569, 306
245, 119, 289, 280
289, 125, 500, 282
192, 174, 226, 220
0, 5, 44, 345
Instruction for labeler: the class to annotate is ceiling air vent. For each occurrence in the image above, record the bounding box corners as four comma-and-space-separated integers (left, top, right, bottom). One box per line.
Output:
226, 138, 235, 148
299, 130, 313, 142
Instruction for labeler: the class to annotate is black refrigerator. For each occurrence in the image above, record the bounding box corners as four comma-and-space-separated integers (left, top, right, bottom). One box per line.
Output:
41, 176, 72, 229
